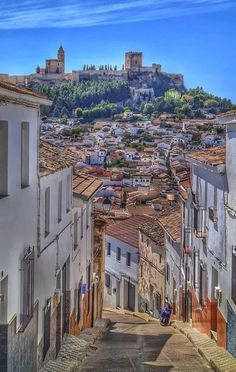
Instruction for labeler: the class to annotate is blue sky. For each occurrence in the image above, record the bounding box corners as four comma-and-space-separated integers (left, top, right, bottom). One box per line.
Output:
0, 0, 236, 101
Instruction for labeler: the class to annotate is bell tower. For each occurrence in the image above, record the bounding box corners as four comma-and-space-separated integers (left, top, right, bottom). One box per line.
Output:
57, 45, 65, 72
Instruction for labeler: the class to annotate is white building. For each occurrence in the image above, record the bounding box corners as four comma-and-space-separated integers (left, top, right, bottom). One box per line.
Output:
104, 216, 149, 312
184, 145, 228, 349
157, 209, 182, 318
72, 173, 102, 329
89, 149, 107, 166
0, 82, 51, 372
132, 174, 152, 187
35, 140, 78, 365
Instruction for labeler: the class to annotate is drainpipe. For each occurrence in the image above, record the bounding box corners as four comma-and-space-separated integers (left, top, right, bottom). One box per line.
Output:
37, 109, 41, 257
184, 252, 188, 322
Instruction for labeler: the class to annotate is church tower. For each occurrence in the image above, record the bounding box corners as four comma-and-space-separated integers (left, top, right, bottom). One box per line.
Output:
57, 45, 65, 72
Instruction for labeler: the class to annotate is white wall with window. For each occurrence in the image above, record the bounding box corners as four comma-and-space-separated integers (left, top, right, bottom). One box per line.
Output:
0, 93, 49, 328
35, 167, 73, 343
104, 235, 138, 311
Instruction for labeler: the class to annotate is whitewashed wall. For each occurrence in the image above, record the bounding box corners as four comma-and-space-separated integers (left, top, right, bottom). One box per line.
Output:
0, 102, 39, 326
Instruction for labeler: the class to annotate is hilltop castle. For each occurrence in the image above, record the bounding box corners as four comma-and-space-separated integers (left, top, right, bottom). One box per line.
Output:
0, 47, 184, 96
36, 45, 65, 74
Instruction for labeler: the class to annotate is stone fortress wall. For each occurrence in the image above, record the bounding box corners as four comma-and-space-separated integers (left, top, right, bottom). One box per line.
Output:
0, 46, 183, 87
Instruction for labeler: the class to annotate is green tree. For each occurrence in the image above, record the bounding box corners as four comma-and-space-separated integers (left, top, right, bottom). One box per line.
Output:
61, 106, 69, 118
143, 103, 154, 115
75, 107, 83, 118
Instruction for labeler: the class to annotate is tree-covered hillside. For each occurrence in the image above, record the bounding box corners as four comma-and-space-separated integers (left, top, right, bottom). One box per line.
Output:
33, 80, 234, 119
141, 87, 234, 118
32, 80, 131, 117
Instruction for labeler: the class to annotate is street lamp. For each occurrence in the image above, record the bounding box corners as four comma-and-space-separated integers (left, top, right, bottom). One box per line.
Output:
102, 197, 112, 213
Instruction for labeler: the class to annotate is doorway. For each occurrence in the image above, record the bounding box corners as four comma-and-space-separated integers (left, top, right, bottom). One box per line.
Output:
128, 282, 135, 311
116, 280, 120, 307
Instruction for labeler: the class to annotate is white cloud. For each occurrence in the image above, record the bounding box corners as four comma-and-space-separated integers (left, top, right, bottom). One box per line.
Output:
0, 0, 234, 29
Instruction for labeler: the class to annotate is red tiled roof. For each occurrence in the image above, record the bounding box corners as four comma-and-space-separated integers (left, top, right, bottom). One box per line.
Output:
106, 215, 150, 248
180, 179, 190, 191
40, 140, 79, 175
157, 209, 181, 242
217, 109, 236, 118
73, 174, 102, 200
186, 146, 225, 167
0, 81, 48, 99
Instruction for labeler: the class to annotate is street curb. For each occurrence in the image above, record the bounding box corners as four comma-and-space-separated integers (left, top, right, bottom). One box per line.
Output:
172, 321, 236, 372
41, 318, 111, 372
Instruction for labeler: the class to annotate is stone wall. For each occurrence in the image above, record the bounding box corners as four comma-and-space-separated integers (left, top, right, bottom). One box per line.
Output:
2, 302, 39, 372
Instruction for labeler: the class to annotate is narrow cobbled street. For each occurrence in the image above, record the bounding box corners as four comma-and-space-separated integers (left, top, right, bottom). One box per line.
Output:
78, 312, 213, 372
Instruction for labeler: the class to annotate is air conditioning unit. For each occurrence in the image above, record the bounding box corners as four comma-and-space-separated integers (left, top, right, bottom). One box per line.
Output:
214, 286, 222, 301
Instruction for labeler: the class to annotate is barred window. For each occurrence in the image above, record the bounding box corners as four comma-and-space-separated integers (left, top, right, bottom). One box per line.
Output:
20, 247, 34, 330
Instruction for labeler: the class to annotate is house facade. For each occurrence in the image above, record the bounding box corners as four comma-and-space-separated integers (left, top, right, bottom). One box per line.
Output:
0, 83, 51, 372
139, 219, 165, 317
104, 216, 149, 312
184, 146, 227, 347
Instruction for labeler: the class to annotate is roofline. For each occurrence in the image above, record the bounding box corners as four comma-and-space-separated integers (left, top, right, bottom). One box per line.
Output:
106, 233, 138, 249
185, 155, 226, 175
157, 220, 180, 243
0, 86, 52, 106
73, 180, 103, 201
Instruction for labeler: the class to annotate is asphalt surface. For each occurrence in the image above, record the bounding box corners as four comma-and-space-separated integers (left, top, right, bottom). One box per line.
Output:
78, 312, 213, 372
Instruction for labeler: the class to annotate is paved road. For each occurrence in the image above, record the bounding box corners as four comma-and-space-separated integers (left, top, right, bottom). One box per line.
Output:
79, 312, 213, 372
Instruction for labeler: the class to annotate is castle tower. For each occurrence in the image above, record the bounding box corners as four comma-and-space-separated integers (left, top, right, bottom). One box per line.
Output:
125, 52, 143, 70
57, 45, 65, 72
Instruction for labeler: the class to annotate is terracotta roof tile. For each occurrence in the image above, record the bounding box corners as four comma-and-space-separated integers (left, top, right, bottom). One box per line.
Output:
40, 140, 79, 176
73, 174, 102, 200
157, 209, 181, 242
186, 146, 225, 167
106, 215, 150, 248
0, 81, 48, 99
140, 218, 165, 248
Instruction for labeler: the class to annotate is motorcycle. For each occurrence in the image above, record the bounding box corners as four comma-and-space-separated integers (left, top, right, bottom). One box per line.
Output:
160, 305, 172, 326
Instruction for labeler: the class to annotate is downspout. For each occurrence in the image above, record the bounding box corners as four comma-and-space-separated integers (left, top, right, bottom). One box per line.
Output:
37, 108, 41, 257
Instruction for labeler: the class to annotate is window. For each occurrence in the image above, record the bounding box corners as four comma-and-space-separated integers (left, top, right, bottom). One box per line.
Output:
199, 264, 207, 307
126, 252, 131, 267
86, 204, 90, 229
232, 246, 236, 305
66, 175, 71, 212
146, 239, 150, 247
116, 247, 121, 261
141, 234, 144, 243
74, 212, 78, 249
21, 122, 30, 187
81, 207, 84, 239
105, 273, 111, 288
166, 263, 170, 283
58, 181, 62, 223
86, 263, 91, 315
107, 242, 111, 256
45, 187, 50, 237
20, 247, 34, 330
0, 121, 8, 197
159, 254, 162, 264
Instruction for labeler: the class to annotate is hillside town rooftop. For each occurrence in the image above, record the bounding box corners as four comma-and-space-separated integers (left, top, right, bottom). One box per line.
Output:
73, 174, 102, 200
106, 215, 150, 248
140, 218, 165, 248
157, 209, 181, 242
39, 140, 79, 176
186, 146, 225, 167
0, 81, 48, 99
